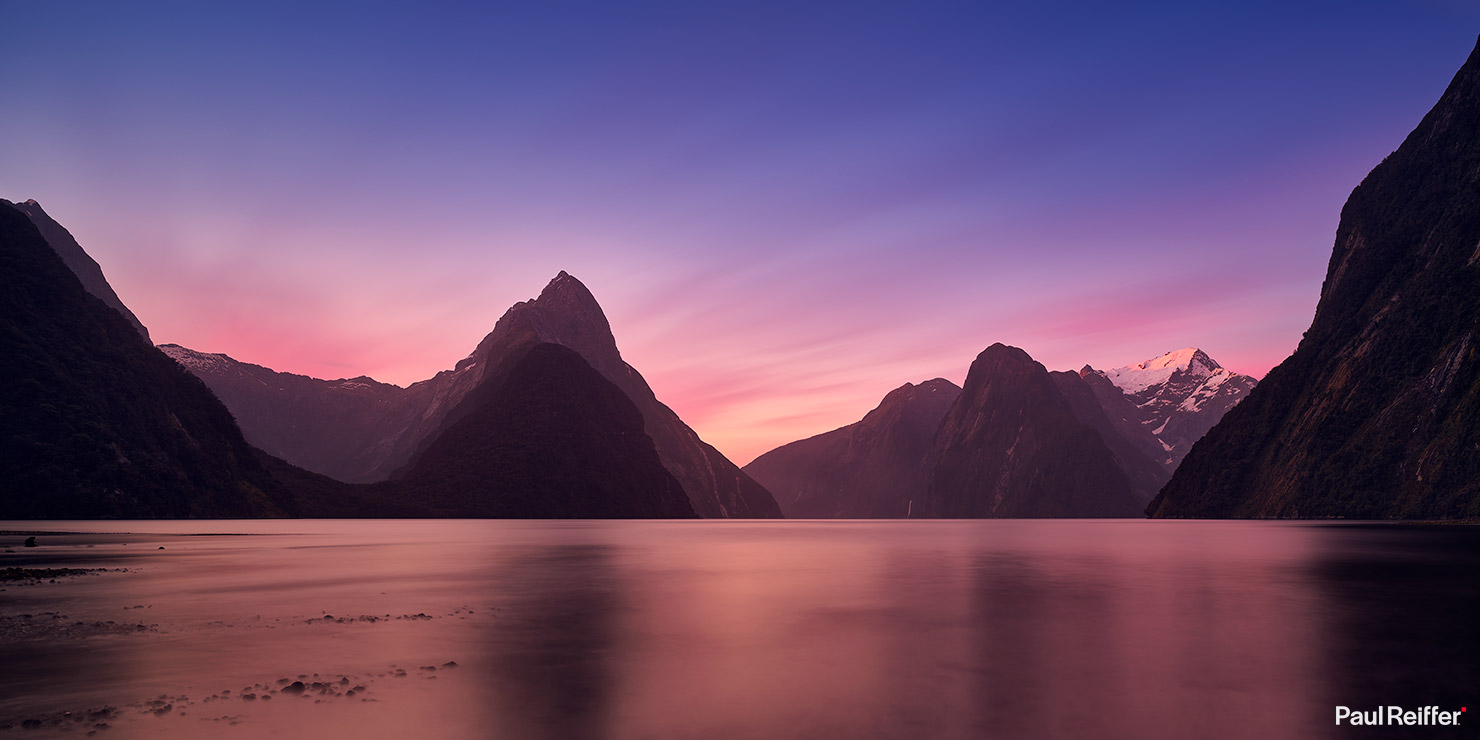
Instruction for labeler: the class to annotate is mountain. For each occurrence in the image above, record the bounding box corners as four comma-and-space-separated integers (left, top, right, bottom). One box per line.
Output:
157, 345, 431, 483
742, 347, 1251, 518
1047, 370, 1172, 502
1086, 348, 1257, 468
1149, 38, 1480, 519
919, 344, 1144, 517
386, 342, 695, 518
1096, 349, 1257, 467
167, 272, 781, 517
434, 272, 779, 517
0, 199, 374, 518
1, 199, 710, 520
10, 199, 150, 342
1074, 367, 1176, 469
743, 378, 961, 518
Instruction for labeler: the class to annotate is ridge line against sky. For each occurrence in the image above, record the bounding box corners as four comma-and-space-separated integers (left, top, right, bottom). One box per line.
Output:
2, 2, 1477, 462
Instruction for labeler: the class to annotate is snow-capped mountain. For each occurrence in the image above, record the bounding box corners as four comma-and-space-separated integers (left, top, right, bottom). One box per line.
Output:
1153, 38, 1480, 519
1087, 348, 1257, 468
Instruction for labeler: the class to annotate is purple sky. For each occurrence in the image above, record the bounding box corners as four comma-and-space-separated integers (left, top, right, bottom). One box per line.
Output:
3, 3, 1477, 462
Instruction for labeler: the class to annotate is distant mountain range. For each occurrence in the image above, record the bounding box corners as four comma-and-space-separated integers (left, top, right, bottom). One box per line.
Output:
161, 271, 779, 518
8, 37, 1478, 520
922, 344, 1149, 517
1150, 36, 1480, 520
746, 345, 1255, 518
0, 200, 704, 519
744, 379, 962, 518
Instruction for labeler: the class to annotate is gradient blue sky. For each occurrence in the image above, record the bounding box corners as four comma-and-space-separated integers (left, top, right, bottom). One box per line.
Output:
3, 1, 1476, 462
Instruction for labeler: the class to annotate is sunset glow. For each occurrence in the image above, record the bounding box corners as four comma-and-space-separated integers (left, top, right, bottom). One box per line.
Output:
2, 2, 1475, 462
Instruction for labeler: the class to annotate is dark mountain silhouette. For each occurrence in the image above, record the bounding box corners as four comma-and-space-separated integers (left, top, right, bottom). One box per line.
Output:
1150, 38, 1480, 519
385, 342, 695, 518
0, 199, 373, 518
157, 345, 430, 483
0, 200, 716, 520
744, 346, 1255, 518
11, 199, 150, 342
436, 272, 779, 517
1047, 370, 1171, 503
167, 272, 780, 517
1075, 367, 1176, 469
743, 378, 961, 518
919, 344, 1144, 517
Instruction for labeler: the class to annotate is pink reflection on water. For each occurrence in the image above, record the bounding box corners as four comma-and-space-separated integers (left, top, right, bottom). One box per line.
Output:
0, 520, 1468, 739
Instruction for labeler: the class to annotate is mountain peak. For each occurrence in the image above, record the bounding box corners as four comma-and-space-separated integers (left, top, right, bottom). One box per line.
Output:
976, 342, 1035, 366
917, 378, 959, 393
878, 378, 963, 408
535, 270, 602, 313
1103, 347, 1223, 394
473, 270, 614, 363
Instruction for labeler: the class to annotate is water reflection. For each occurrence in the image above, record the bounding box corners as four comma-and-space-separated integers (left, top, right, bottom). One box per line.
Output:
1314, 525, 1480, 739
482, 544, 623, 740
0, 520, 1471, 739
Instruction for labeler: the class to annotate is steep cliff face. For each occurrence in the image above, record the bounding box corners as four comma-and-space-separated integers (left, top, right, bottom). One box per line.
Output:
743, 379, 961, 518
11, 200, 150, 342
388, 343, 696, 518
0, 200, 362, 518
921, 344, 1143, 518
1151, 38, 1480, 519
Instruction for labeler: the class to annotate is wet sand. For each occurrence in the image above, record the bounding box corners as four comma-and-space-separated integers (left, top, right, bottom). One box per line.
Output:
0, 526, 490, 738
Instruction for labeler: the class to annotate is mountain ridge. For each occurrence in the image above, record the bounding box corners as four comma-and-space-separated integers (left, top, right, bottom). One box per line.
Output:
920, 343, 1144, 518
1149, 36, 1480, 519
743, 378, 961, 517
1, 199, 713, 520
745, 345, 1251, 518
11, 199, 151, 342
0, 198, 373, 518
1087, 347, 1258, 468
163, 271, 781, 517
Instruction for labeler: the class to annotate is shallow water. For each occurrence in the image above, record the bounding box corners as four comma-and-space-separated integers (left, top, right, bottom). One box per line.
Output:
0, 520, 1474, 739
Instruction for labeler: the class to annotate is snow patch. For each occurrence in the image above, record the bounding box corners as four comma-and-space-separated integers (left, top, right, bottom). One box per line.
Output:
158, 344, 231, 374
1103, 348, 1219, 394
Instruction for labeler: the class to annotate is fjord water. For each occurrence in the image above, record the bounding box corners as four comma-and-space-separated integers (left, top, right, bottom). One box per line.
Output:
0, 521, 1473, 739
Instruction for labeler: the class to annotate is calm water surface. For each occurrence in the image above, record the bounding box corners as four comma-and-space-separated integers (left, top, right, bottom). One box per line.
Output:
0, 520, 1474, 739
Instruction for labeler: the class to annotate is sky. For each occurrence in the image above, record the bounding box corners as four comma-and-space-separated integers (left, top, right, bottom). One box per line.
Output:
2, 2, 1477, 464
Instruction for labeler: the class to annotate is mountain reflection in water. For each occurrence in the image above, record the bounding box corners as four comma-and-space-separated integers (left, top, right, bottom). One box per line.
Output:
0, 520, 1473, 739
